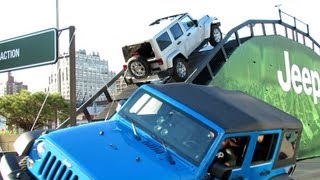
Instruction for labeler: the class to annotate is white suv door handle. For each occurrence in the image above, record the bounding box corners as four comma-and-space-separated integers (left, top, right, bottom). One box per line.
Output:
187, 33, 191, 36
177, 41, 181, 45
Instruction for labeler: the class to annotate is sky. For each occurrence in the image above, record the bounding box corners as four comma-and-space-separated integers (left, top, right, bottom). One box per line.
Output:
0, 0, 319, 92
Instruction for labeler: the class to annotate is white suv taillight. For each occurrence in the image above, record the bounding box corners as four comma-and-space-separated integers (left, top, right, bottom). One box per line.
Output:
157, 58, 163, 65
123, 64, 128, 71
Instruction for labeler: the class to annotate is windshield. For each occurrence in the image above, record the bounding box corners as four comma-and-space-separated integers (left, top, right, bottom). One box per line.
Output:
119, 90, 216, 165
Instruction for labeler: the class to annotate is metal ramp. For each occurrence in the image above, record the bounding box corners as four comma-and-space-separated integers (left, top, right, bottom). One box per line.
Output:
59, 10, 320, 128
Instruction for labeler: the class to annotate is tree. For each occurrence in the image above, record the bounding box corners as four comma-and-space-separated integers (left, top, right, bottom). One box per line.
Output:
0, 90, 69, 131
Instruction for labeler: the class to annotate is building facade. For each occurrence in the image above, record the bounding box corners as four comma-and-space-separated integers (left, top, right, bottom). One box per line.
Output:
5, 72, 28, 95
0, 82, 6, 96
48, 50, 116, 102
115, 76, 128, 96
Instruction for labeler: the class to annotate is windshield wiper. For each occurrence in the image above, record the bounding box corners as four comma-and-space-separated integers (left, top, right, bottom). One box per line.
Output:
120, 112, 141, 141
131, 122, 141, 141
161, 141, 175, 165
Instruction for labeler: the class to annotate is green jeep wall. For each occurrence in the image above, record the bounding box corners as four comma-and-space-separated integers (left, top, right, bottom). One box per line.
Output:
210, 35, 320, 159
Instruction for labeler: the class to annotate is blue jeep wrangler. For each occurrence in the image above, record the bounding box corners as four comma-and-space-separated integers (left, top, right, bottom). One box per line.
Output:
1, 83, 302, 179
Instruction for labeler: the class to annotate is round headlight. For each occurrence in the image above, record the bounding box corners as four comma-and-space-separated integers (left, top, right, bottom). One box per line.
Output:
36, 141, 46, 159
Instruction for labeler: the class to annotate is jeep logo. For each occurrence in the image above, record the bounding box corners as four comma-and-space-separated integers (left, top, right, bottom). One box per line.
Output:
277, 51, 320, 104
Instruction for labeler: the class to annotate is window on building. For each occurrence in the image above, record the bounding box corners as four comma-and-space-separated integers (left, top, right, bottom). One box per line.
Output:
66, 68, 68, 80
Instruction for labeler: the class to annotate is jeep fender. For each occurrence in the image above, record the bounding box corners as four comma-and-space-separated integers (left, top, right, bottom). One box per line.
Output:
166, 50, 187, 68
13, 130, 49, 156
202, 16, 221, 39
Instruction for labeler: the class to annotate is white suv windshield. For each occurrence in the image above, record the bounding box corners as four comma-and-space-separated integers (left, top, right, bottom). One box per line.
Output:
119, 90, 216, 165
180, 16, 195, 31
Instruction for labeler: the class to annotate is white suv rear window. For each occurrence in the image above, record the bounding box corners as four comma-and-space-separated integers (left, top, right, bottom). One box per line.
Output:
156, 32, 172, 51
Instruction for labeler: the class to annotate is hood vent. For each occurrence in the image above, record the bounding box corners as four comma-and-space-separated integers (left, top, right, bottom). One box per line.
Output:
142, 140, 165, 154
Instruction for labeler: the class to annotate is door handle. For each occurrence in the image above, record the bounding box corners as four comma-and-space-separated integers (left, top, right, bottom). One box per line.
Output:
259, 170, 270, 176
177, 41, 181, 45
187, 33, 191, 36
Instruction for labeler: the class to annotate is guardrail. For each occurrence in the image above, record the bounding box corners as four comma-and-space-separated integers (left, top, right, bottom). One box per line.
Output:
187, 10, 320, 84
58, 70, 125, 128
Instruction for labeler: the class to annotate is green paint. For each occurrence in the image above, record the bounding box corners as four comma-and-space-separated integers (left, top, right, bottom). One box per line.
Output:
0, 28, 58, 72
210, 35, 320, 159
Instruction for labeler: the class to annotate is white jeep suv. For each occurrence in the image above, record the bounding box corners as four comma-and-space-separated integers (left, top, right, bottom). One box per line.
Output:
122, 13, 222, 82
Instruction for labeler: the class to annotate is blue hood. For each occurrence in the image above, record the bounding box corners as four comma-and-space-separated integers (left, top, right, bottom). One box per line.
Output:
42, 120, 191, 179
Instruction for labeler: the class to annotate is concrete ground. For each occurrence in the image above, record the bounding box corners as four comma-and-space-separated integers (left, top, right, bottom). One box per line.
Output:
293, 157, 320, 179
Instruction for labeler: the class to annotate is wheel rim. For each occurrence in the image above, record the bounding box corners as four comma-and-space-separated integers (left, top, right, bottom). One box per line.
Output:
130, 61, 146, 77
213, 28, 221, 43
176, 61, 186, 78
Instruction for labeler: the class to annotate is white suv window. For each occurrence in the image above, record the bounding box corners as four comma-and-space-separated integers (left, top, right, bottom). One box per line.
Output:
170, 23, 183, 40
181, 16, 195, 31
156, 32, 172, 51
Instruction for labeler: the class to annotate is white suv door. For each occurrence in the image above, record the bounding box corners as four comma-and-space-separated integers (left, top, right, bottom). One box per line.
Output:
169, 23, 186, 52
179, 15, 202, 57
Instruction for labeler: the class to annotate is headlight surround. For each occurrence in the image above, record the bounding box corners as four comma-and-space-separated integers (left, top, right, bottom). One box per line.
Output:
36, 141, 46, 159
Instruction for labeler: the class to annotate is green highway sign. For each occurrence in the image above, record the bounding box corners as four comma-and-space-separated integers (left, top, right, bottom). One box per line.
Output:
0, 28, 58, 73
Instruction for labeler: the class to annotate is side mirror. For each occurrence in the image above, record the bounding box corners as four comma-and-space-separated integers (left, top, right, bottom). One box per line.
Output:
193, 20, 198, 27
210, 162, 232, 179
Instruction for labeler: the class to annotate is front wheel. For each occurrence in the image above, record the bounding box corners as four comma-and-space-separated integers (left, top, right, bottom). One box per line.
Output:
172, 58, 188, 82
209, 25, 222, 46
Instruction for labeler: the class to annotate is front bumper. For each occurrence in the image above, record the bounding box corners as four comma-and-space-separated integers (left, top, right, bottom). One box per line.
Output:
1, 130, 47, 180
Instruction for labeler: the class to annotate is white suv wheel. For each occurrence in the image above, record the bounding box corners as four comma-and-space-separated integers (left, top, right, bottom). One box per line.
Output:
173, 58, 188, 82
209, 26, 222, 46
176, 61, 186, 78
213, 29, 221, 42
131, 61, 146, 76
128, 56, 150, 79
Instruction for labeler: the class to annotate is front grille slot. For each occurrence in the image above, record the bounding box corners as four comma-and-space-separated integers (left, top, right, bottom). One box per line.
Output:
56, 165, 67, 179
36, 151, 79, 180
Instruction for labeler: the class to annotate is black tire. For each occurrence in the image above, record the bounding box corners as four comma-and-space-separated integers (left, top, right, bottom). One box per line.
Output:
172, 58, 188, 82
128, 56, 150, 79
209, 25, 222, 46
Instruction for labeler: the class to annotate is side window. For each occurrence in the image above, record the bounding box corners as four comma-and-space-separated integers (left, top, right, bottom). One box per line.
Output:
170, 23, 183, 40
251, 134, 279, 164
212, 136, 250, 168
156, 32, 172, 51
180, 16, 195, 31
278, 131, 298, 160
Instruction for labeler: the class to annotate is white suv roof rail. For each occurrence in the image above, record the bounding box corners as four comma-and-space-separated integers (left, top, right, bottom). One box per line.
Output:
149, 13, 187, 26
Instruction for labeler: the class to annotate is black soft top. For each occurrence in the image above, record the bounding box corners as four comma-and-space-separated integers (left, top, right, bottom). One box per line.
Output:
147, 83, 302, 133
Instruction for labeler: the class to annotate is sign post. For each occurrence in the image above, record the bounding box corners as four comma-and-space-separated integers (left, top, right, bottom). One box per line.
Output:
0, 28, 58, 73
69, 26, 77, 126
